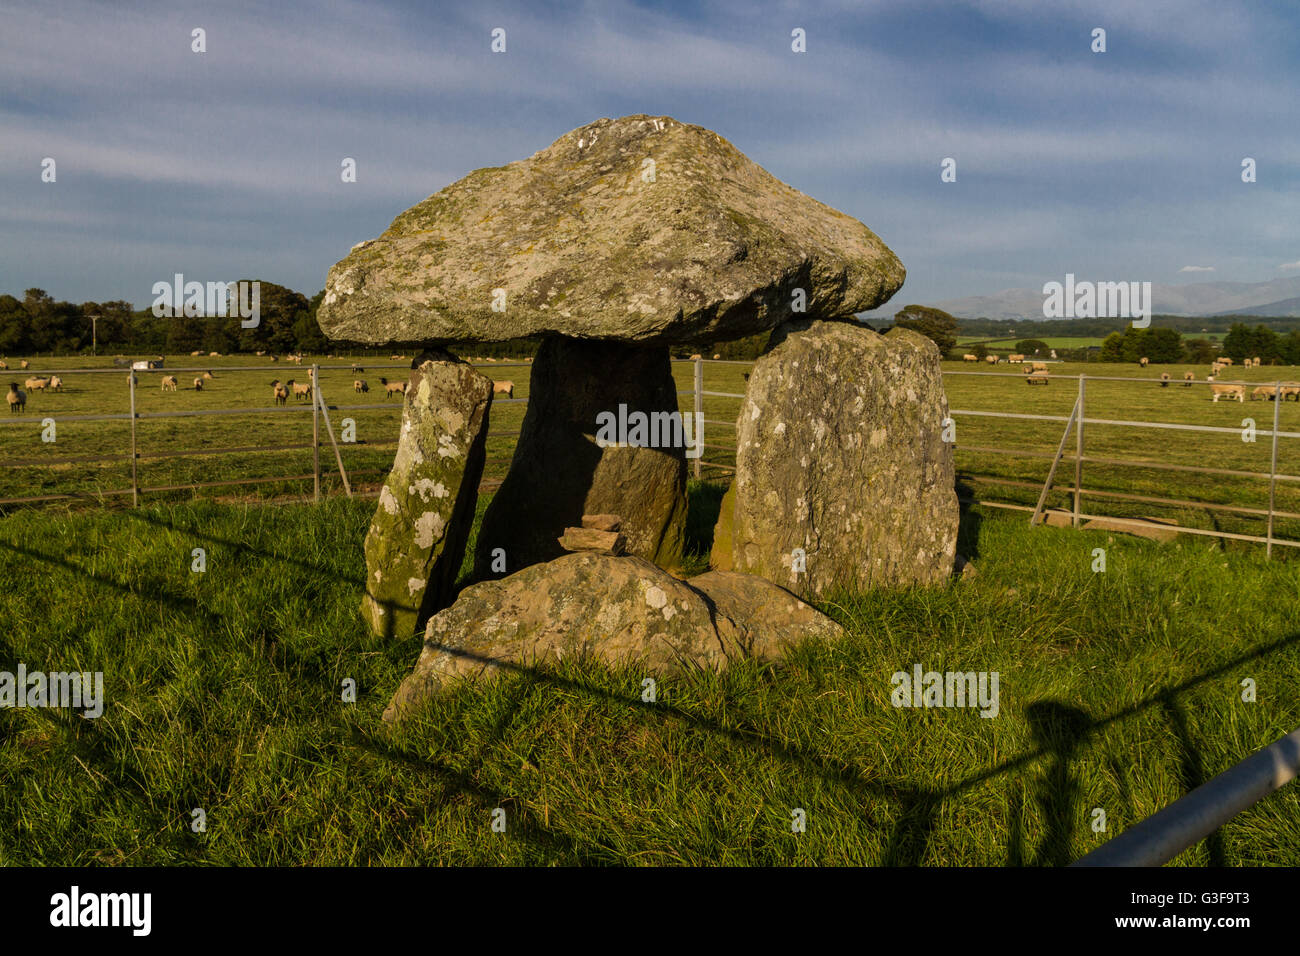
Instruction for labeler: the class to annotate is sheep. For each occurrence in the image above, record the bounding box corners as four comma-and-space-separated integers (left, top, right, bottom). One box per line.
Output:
208, 351, 221, 357
1025, 372, 1049, 386
0, 360, 7, 369
6, 383, 26, 413
390, 354, 403, 361
190, 350, 203, 356
269, 354, 279, 363
271, 380, 289, 406
193, 377, 204, 391
1251, 356, 1262, 368
1218, 356, 1234, 366
25, 376, 50, 392
1281, 385, 1300, 402
1159, 372, 1171, 387
492, 380, 514, 398
354, 379, 368, 393
712, 353, 721, 360
1007, 353, 1025, 362
255, 350, 266, 356
351, 363, 365, 373
203, 370, 214, 380
1184, 371, 1195, 386
49, 375, 63, 392
1251, 385, 1278, 401
985, 355, 1000, 364
1139, 356, 1149, 367
379, 377, 406, 399
689, 353, 702, 360
1023, 362, 1048, 374
160, 375, 178, 391
1210, 383, 1246, 403
962, 354, 978, 362
20, 359, 30, 370
286, 379, 312, 402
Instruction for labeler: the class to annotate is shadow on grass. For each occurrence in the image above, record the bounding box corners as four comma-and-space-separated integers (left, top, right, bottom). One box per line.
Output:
378, 629, 1300, 865
3, 505, 1296, 865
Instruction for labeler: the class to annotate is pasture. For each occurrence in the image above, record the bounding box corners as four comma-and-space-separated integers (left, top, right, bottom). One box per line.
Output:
2, 352, 1299, 865
5, 353, 1300, 554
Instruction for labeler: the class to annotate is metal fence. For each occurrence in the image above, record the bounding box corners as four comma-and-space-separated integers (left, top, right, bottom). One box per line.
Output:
4, 360, 1300, 556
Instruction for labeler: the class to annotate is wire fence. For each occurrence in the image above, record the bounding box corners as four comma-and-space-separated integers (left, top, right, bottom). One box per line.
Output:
4, 358, 1300, 554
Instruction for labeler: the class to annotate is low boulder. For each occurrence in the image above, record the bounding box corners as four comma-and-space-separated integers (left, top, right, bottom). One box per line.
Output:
382, 553, 842, 720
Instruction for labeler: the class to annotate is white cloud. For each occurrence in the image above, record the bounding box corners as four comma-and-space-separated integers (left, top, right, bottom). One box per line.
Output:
1179, 265, 1215, 273
1279, 261, 1300, 271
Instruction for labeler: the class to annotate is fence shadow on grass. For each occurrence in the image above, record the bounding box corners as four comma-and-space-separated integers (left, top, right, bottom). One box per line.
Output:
374, 628, 1300, 865
3, 513, 1297, 864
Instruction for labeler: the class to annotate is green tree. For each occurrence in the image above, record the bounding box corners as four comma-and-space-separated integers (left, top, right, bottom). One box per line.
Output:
892, 305, 958, 354
1098, 331, 1123, 362
1222, 323, 1250, 361
0, 295, 29, 353
1184, 337, 1217, 363
1146, 327, 1183, 363
1280, 331, 1300, 365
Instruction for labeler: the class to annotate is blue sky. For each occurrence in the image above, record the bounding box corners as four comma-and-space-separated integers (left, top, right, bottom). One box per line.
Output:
2, 0, 1298, 313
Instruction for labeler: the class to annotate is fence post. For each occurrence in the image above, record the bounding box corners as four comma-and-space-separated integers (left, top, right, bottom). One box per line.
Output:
314, 379, 353, 498
128, 370, 138, 507
1030, 393, 1080, 526
693, 356, 703, 481
1073, 375, 1085, 528
1268, 379, 1281, 557
312, 363, 321, 502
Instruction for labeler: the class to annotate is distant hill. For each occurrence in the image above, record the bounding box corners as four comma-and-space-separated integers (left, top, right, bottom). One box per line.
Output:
922, 276, 1300, 320
1214, 296, 1300, 317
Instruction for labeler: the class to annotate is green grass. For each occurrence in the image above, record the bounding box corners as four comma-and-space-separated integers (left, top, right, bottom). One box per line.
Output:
1, 492, 1297, 865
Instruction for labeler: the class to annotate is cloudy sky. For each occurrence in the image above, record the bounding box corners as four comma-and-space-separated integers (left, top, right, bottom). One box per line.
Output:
3, 0, 1298, 313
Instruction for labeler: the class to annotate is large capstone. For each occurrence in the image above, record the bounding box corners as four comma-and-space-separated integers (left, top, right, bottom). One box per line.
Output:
317, 114, 904, 347
383, 553, 843, 721
361, 353, 493, 640
711, 319, 958, 598
474, 337, 687, 577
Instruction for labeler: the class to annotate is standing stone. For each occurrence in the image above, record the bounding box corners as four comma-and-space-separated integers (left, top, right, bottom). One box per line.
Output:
361, 353, 493, 640
474, 337, 686, 577
712, 319, 958, 598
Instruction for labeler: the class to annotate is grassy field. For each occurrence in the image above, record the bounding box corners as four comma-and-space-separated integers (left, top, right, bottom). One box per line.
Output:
0, 492, 1297, 865
0, 354, 535, 505
6, 352, 1300, 554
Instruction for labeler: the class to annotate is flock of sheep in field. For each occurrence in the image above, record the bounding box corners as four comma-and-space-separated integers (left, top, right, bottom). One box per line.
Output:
4, 350, 524, 415
959, 351, 1300, 403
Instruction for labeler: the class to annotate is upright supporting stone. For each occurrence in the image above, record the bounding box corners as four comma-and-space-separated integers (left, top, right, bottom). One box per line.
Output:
712, 319, 958, 598
475, 337, 687, 578
361, 352, 493, 641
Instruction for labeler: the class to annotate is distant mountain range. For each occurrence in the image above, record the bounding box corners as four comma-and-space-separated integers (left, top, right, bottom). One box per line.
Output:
925, 276, 1300, 320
